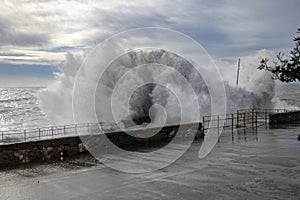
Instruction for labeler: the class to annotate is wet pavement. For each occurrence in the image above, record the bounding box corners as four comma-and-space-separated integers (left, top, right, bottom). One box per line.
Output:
0, 125, 299, 200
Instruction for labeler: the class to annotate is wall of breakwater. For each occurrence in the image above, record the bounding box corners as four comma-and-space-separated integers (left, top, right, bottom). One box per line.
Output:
269, 111, 300, 124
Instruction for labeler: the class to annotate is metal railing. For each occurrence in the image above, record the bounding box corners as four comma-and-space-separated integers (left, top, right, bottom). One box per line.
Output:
0, 108, 293, 145
202, 109, 289, 132
0, 123, 107, 144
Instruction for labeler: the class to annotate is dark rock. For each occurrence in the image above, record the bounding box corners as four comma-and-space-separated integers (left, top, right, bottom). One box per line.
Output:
269, 111, 300, 124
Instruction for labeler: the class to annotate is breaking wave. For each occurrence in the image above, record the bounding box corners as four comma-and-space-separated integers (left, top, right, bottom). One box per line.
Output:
37, 47, 282, 126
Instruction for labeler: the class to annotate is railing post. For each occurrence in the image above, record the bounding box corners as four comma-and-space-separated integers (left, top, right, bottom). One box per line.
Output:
202, 116, 205, 131
251, 111, 254, 126
231, 114, 234, 131
265, 109, 267, 124
255, 112, 258, 127
243, 113, 246, 127
64, 126, 66, 135
39, 128, 41, 139
217, 115, 220, 142
24, 130, 26, 141
52, 127, 54, 137
75, 124, 77, 135
1, 131, 3, 142
237, 110, 239, 128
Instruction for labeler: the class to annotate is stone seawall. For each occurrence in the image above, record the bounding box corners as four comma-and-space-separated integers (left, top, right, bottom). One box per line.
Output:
0, 137, 86, 166
269, 111, 300, 124
0, 123, 203, 167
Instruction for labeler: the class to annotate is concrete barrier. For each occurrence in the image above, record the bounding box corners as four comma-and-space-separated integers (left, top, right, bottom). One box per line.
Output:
269, 111, 300, 124
0, 123, 203, 167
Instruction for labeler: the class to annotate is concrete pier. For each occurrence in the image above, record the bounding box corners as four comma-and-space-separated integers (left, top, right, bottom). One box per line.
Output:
0, 123, 203, 166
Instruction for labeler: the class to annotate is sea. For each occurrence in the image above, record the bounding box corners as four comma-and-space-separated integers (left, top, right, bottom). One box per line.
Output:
0, 87, 50, 131
0, 84, 299, 131
275, 84, 300, 108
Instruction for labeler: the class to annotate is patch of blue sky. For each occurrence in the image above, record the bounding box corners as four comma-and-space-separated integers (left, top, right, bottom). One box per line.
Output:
0, 63, 61, 79
0, 53, 27, 57
47, 46, 85, 52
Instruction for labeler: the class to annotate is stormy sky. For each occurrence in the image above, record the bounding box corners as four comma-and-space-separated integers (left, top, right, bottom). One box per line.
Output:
0, 0, 299, 86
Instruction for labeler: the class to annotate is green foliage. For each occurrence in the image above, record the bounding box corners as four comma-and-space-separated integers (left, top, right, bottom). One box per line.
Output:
258, 28, 300, 82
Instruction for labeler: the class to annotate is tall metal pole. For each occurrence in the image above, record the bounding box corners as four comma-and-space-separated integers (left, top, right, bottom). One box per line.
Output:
236, 58, 241, 86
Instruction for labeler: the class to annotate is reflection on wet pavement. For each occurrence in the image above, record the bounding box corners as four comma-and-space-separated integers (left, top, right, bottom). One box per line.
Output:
0, 125, 299, 200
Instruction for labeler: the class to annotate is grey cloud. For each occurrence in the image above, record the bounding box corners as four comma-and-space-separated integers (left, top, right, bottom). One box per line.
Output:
0, 30, 49, 46
0, 14, 49, 46
0, 0, 299, 63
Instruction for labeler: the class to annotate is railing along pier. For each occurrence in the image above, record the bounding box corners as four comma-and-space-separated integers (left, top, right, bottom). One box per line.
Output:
0, 109, 291, 145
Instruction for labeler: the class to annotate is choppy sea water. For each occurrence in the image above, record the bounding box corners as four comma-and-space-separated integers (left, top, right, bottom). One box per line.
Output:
276, 84, 300, 108
0, 84, 299, 131
0, 88, 50, 131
